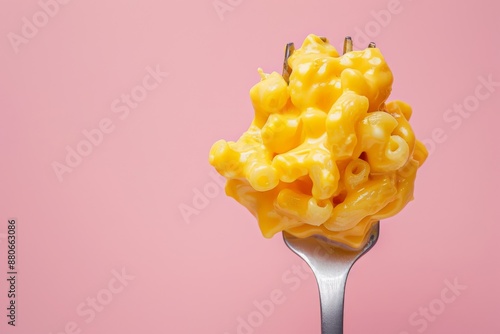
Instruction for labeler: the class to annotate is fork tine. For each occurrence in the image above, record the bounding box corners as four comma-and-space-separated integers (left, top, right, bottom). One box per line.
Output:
343, 36, 353, 54
282, 42, 295, 84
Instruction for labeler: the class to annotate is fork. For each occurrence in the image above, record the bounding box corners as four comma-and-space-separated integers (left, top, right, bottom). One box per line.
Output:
281, 36, 380, 334
283, 223, 379, 334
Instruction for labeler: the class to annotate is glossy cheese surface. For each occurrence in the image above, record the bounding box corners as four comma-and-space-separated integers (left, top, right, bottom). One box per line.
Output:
209, 34, 428, 248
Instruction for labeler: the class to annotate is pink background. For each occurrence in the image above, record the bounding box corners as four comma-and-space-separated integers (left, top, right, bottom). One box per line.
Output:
1, 0, 499, 333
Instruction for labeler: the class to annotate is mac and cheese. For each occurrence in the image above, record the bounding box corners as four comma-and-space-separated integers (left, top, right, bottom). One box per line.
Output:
209, 34, 428, 248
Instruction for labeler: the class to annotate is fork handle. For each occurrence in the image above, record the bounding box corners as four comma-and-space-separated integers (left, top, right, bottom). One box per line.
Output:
295, 241, 359, 334
283, 223, 379, 334
313, 267, 351, 334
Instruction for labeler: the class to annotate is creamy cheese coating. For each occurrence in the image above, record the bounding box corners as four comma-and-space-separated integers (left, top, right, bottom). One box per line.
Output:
209, 34, 428, 248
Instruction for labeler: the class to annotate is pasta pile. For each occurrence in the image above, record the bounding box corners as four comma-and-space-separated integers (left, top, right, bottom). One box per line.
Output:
209, 34, 428, 248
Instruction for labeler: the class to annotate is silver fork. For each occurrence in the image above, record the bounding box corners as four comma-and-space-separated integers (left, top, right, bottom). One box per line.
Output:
281, 36, 380, 334
283, 223, 379, 334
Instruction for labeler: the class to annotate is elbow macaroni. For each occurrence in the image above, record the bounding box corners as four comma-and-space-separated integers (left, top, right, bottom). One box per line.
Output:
209, 34, 428, 249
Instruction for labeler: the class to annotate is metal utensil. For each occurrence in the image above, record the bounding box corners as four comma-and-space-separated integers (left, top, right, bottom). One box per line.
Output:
283, 223, 379, 334
281, 36, 380, 334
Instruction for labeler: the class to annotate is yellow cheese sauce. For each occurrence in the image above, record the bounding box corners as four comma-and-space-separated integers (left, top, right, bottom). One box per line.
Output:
209, 34, 427, 248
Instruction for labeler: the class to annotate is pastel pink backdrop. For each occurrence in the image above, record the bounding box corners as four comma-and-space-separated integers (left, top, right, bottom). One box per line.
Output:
1, 0, 499, 333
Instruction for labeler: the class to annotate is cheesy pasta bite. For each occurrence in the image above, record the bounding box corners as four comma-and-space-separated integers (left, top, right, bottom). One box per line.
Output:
209, 34, 427, 248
